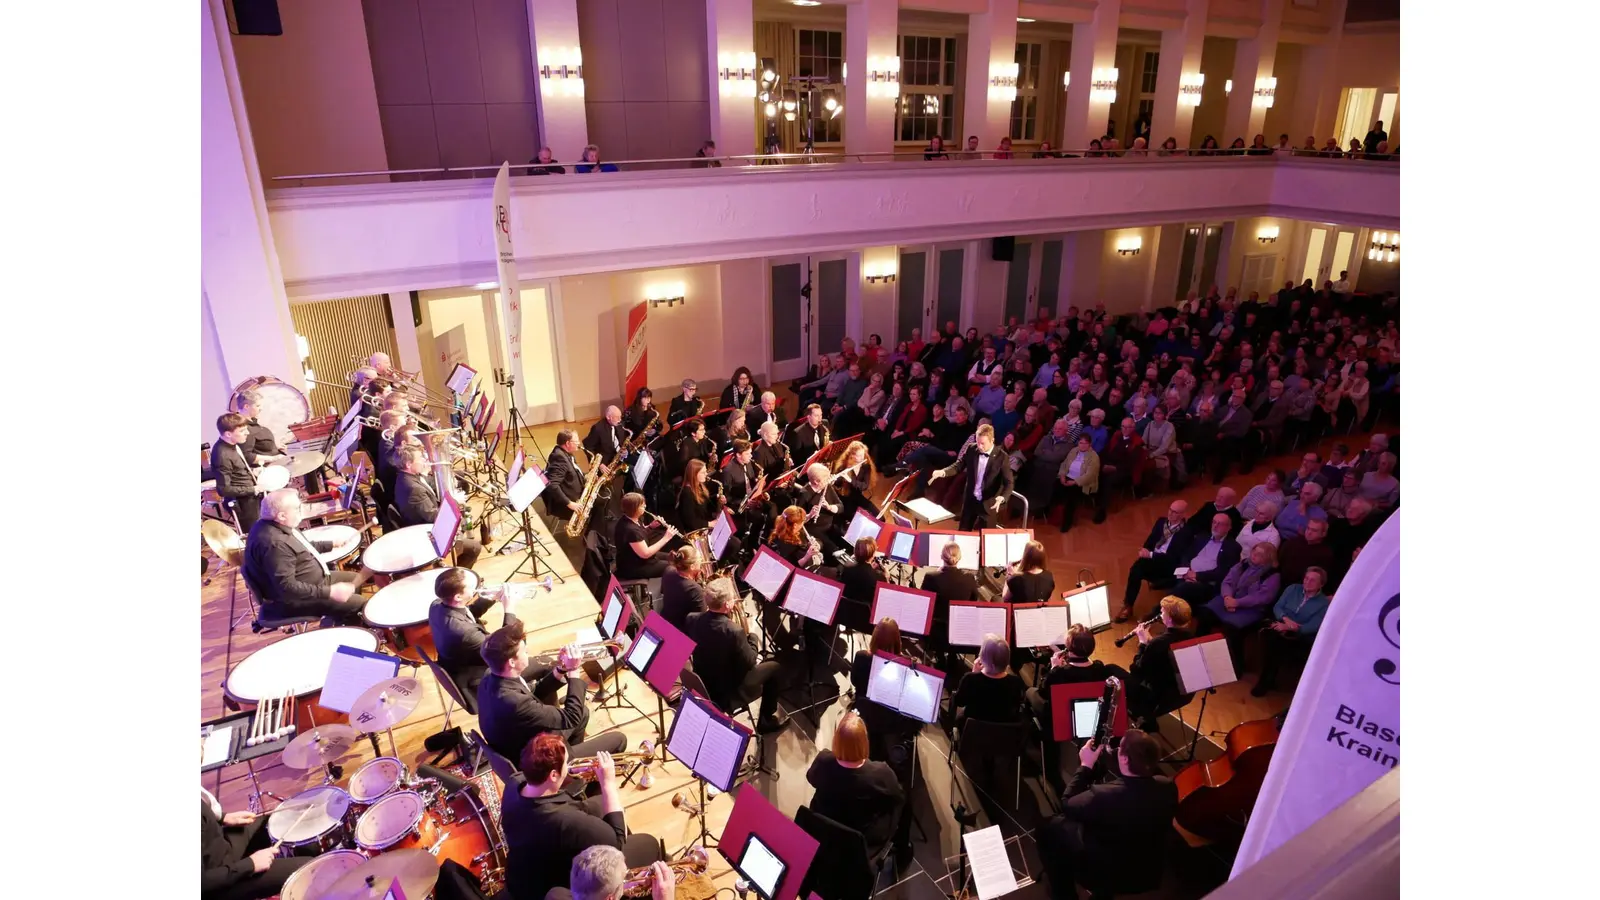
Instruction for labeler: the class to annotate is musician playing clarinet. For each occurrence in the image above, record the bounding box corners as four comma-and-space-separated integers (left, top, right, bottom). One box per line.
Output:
1126, 596, 1195, 731
613, 492, 680, 581
793, 462, 844, 553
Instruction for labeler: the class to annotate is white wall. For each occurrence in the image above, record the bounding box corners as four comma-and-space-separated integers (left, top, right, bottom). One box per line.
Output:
201, 290, 233, 442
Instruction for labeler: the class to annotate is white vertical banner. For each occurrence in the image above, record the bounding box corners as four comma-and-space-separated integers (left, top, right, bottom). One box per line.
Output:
492, 163, 528, 416
1232, 510, 1400, 877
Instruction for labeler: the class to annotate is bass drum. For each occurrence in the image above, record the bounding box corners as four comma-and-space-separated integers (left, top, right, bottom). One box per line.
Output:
230, 375, 311, 450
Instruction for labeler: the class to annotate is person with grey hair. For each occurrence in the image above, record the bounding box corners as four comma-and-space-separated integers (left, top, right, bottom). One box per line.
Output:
548, 845, 673, 900
667, 378, 700, 426
575, 144, 618, 173
1235, 500, 1281, 557
1274, 481, 1327, 542
242, 488, 370, 623
583, 405, 626, 465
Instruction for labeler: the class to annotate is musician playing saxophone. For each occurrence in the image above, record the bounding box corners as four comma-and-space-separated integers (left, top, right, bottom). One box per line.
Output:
787, 403, 830, 462
542, 430, 589, 567
667, 378, 701, 426
613, 492, 680, 581
686, 578, 788, 734
674, 460, 742, 564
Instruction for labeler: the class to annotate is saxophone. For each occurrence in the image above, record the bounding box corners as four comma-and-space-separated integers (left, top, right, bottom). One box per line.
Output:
565, 459, 612, 538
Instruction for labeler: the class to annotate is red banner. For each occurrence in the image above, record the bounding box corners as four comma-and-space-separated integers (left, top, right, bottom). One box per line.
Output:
624, 301, 648, 406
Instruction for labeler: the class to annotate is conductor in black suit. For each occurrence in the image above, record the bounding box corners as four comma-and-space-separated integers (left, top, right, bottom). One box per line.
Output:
928, 423, 1014, 531
583, 406, 626, 465
476, 622, 627, 762
393, 447, 484, 567
542, 430, 589, 568
1036, 730, 1179, 899
201, 786, 310, 900
243, 489, 369, 623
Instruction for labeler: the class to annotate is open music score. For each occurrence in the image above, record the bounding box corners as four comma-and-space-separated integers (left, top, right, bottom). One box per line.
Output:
1172, 633, 1239, 693
869, 583, 936, 636
981, 529, 1032, 567
431, 491, 463, 558
1062, 581, 1113, 631
446, 363, 477, 395
948, 601, 1009, 647
507, 448, 525, 489
599, 576, 632, 641
843, 509, 884, 545
782, 569, 843, 625
1011, 602, 1070, 648
667, 689, 753, 793
319, 645, 405, 714
507, 462, 548, 513
743, 546, 797, 601
710, 510, 735, 561
865, 651, 945, 723
331, 423, 361, 471
962, 824, 1020, 900
922, 530, 981, 570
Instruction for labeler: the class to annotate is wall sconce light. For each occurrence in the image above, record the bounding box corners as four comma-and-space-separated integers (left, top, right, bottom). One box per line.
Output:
646, 283, 687, 308
1062, 71, 1070, 89
538, 47, 585, 97
867, 55, 900, 99
989, 62, 1019, 102
1115, 236, 1143, 256
1257, 225, 1280, 243
1252, 76, 1278, 109
718, 51, 757, 98
864, 263, 898, 284
1368, 232, 1399, 263
1179, 73, 1205, 107
1224, 79, 1233, 96
1090, 68, 1119, 104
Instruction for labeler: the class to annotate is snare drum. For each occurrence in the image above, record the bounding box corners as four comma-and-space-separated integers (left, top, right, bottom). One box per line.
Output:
303, 524, 362, 566
354, 790, 498, 879
267, 785, 353, 853
279, 848, 367, 900
256, 465, 291, 493
363, 524, 442, 577
348, 756, 408, 806
363, 569, 478, 661
223, 627, 380, 732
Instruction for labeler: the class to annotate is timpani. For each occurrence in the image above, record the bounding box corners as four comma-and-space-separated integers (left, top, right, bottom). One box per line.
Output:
362, 524, 441, 581
222, 627, 380, 733
362, 568, 478, 661
302, 523, 362, 567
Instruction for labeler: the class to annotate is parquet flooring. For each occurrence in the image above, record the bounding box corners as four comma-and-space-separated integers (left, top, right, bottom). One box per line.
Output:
197, 402, 1390, 900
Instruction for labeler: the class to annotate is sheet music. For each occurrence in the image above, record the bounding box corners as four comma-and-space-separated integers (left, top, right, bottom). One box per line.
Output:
507, 449, 525, 489
507, 464, 548, 513
983, 532, 1030, 567
572, 624, 603, 647
887, 531, 917, 562
865, 654, 904, 708
872, 586, 933, 636
322, 649, 404, 715
446, 363, 476, 394
1012, 605, 1070, 648
783, 573, 840, 624
903, 497, 955, 524
1064, 584, 1112, 630
1175, 639, 1238, 693
696, 714, 747, 791
844, 509, 884, 545
1071, 699, 1100, 740
631, 451, 653, 490
924, 532, 980, 570
963, 825, 1019, 900
331, 425, 360, 470
898, 668, 943, 723
431, 493, 462, 557
744, 550, 794, 600
948, 604, 1008, 647
668, 696, 711, 768
202, 725, 233, 767
338, 401, 361, 434
710, 512, 733, 560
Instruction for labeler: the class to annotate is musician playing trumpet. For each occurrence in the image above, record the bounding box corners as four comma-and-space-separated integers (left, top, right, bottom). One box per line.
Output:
546, 846, 673, 900
477, 622, 629, 763
501, 734, 666, 900
613, 492, 680, 581
429, 567, 564, 699
686, 578, 789, 734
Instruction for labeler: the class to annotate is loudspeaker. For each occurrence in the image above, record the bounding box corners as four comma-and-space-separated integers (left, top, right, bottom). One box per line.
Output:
231, 0, 283, 36
991, 236, 1016, 262
410, 290, 422, 327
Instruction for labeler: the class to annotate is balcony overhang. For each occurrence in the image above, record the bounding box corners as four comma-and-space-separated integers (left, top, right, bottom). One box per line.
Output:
265, 157, 1398, 301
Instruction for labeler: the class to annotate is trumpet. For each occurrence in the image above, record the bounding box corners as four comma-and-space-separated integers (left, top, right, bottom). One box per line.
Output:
619, 847, 710, 897
568, 741, 657, 782
473, 575, 555, 599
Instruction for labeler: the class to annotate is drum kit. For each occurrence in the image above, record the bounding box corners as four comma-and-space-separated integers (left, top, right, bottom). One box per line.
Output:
264, 672, 506, 898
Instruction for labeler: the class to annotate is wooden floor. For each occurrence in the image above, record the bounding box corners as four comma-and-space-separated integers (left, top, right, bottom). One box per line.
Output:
198, 409, 1387, 899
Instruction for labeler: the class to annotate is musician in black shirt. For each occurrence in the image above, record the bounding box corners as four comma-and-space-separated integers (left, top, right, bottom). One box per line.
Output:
919, 541, 980, 653
243, 489, 368, 623
543, 430, 589, 568
667, 378, 702, 426
613, 492, 680, 581
952, 635, 1026, 726
685, 578, 787, 733
793, 463, 844, 551
476, 624, 627, 762
500, 733, 664, 900
1026, 625, 1130, 791
670, 418, 717, 477
235, 391, 288, 465
659, 546, 706, 631
836, 537, 882, 634
788, 403, 830, 462
583, 406, 626, 465
212, 413, 263, 532
805, 711, 905, 858
393, 447, 483, 567
427, 568, 560, 699
1127, 596, 1196, 730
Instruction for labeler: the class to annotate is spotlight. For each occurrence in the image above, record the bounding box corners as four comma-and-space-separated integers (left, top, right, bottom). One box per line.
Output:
823, 90, 838, 112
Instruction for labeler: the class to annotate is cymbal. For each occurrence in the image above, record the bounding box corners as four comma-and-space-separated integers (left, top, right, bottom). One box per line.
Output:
287, 451, 326, 478
281, 724, 358, 770
348, 676, 424, 732
319, 848, 439, 900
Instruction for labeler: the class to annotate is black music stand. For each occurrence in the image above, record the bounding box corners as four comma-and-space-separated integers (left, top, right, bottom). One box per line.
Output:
665, 689, 753, 849
499, 465, 563, 584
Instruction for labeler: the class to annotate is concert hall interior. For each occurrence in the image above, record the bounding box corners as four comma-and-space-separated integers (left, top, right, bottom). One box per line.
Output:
192, 1, 1411, 899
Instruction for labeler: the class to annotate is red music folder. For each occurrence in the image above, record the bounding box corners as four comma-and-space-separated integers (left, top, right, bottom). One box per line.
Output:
869, 582, 936, 636
1048, 679, 1129, 743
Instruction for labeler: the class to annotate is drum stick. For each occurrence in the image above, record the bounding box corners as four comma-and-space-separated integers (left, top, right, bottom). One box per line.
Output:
281, 692, 297, 738
249, 700, 263, 747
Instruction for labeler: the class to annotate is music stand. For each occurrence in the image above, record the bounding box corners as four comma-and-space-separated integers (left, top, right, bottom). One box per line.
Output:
1167, 634, 1238, 762
1060, 581, 1113, 633
431, 492, 463, 567
864, 651, 946, 725
666, 689, 754, 847
589, 576, 635, 711
742, 546, 797, 658
1010, 601, 1070, 650
719, 786, 821, 900
946, 601, 1010, 649
501, 462, 562, 583
1048, 680, 1129, 744
622, 611, 697, 755
868, 582, 936, 637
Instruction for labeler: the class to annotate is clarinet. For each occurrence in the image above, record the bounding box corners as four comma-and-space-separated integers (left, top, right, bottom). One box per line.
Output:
1093, 676, 1121, 747
1114, 611, 1163, 647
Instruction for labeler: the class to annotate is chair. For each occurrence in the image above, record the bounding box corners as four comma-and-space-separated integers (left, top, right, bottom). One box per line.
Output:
418, 646, 480, 771
948, 717, 1033, 807
236, 559, 321, 635
468, 729, 522, 794
794, 805, 892, 900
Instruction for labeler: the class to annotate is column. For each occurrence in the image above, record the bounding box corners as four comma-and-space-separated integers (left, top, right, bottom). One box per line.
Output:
961, 0, 1019, 147
706, 0, 757, 158
202, 0, 302, 409
1289, 0, 1345, 143
527, 0, 588, 159
846, 0, 899, 157
1214, 221, 1237, 292
1150, 0, 1209, 149
387, 292, 422, 376
1061, 0, 1121, 151
1222, 0, 1285, 144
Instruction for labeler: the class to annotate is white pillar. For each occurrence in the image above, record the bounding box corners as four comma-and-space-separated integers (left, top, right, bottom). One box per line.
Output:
846, 0, 899, 157
1222, 0, 1285, 144
528, 0, 588, 161
387, 291, 422, 377
1061, 0, 1121, 152
1290, 0, 1345, 143
961, 0, 1020, 148
706, 0, 758, 158
1150, 0, 1209, 149
202, 0, 302, 404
